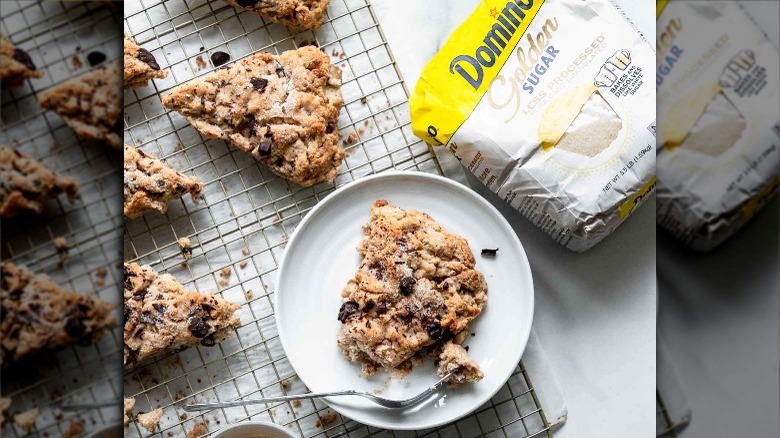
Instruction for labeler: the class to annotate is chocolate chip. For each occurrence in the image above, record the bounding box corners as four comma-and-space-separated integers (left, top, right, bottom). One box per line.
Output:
237, 0, 261, 6
188, 316, 210, 338
201, 303, 215, 314
426, 323, 443, 341
210, 51, 230, 67
12, 48, 36, 70
441, 281, 449, 289
399, 276, 416, 296
65, 316, 86, 338
258, 139, 272, 156
87, 51, 106, 67
250, 77, 268, 92
362, 300, 375, 312
481, 248, 499, 256
264, 125, 273, 138
326, 123, 335, 134
137, 48, 161, 70
337, 300, 359, 323
152, 303, 165, 314
275, 62, 285, 78
377, 300, 388, 314
274, 157, 284, 167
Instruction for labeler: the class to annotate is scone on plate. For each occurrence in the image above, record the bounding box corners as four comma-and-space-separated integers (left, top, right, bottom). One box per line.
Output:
0, 33, 43, 88
222, 0, 331, 30
0, 262, 116, 366
37, 60, 122, 150
161, 46, 344, 187
123, 145, 204, 219
337, 200, 486, 382
0, 146, 79, 219
123, 33, 167, 89
123, 263, 241, 368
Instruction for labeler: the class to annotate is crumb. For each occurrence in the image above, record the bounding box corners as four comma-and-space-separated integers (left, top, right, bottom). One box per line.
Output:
218, 266, 231, 286
316, 411, 338, 428
186, 420, 209, 438
180, 413, 188, 421
242, 249, 250, 256
269, 407, 276, 415
196, 55, 207, 70
174, 143, 184, 152
62, 420, 84, 438
178, 237, 193, 259
54, 237, 68, 263
94, 266, 108, 287
360, 97, 367, 104
363, 120, 369, 127
339, 53, 345, 59
292, 400, 301, 408
331, 49, 338, 56
14, 407, 39, 432
300, 40, 317, 47
175, 389, 186, 401
239, 261, 247, 269
358, 127, 365, 135
137, 408, 163, 432
245, 290, 253, 300
342, 132, 358, 146
280, 379, 290, 391
71, 56, 83, 69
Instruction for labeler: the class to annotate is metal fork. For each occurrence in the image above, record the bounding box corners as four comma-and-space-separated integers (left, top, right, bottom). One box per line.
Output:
183, 371, 457, 411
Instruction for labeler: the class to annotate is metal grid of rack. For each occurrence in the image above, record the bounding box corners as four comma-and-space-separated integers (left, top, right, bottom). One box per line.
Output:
656, 390, 688, 437
0, 1, 123, 437
123, 0, 552, 436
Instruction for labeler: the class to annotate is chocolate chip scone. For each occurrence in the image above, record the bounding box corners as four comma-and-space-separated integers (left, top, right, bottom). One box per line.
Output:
0, 33, 43, 88
337, 200, 487, 378
0, 146, 79, 219
161, 46, 344, 187
37, 60, 122, 150
223, 0, 330, 30
123, 33, 167, 89
0, 262, 116, 366
124, 145, 204, 219
123, 397, 134, 433
123, 263, 241, 368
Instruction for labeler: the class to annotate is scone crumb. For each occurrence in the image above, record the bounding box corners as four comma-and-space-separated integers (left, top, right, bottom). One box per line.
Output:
292, 400, 301, 408
242, 249, 250, 256
137, 408, 163, 432
342, 132, 358, 146
178, 237, 193, 259
239, 261, 248, 269
62, 420, 84, 438
245, 290, 253, 300
279, 379, 290, 391
14, 407, 39, 432
316, 411, 337, 428
54, 237, 68, 262
218, 266, 231, 286
186, 420, 209, 438
195, 55, 207, 70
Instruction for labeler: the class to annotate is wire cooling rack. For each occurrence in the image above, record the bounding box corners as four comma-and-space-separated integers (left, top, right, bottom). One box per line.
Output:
656, 390, 688, 437
123, 0, 552, 436
0, 1, 123, 437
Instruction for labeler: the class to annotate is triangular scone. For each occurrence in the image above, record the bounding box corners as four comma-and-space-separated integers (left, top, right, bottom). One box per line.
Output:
123, 263, 241, 368
161, 46, 344, 187
123, 33, 167, 89
123, 397, 134, 433
123, 145, 204, 219
223, 0, 330, 30
0, 262, 116, 366
337, 200, 487, 376
37, 60, 122, 150
0, 33, 43, 88
0, 146, 79, 219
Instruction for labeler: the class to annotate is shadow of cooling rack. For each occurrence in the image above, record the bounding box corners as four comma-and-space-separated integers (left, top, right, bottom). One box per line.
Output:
0, 1, 124, 437
122, 0, 553, 437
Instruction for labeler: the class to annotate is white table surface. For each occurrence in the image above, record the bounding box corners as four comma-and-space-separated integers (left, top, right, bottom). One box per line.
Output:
371, 1, 657, 436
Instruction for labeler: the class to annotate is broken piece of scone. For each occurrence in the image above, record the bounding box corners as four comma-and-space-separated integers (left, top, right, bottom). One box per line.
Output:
123, 263, 241, 368
161, 46, 344, 187
222, 0, 331, 30
123, 145, 204, 219
0, 33, 43, 88
123, 33, 167, 88
337, 200, 486, 384
37, 60, 122, 150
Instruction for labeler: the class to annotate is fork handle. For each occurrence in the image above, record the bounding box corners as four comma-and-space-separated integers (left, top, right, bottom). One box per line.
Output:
183, 390, 359, 412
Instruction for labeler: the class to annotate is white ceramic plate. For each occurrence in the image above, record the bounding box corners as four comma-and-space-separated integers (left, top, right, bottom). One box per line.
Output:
275, 171, 534, 430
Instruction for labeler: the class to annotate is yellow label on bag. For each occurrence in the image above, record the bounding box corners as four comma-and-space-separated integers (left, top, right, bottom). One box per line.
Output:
656, 0, 669, 19
619, 176, 656, 220
410, 0, 545, 146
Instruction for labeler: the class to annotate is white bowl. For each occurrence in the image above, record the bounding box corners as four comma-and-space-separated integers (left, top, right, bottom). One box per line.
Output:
211, 421, 298, 438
